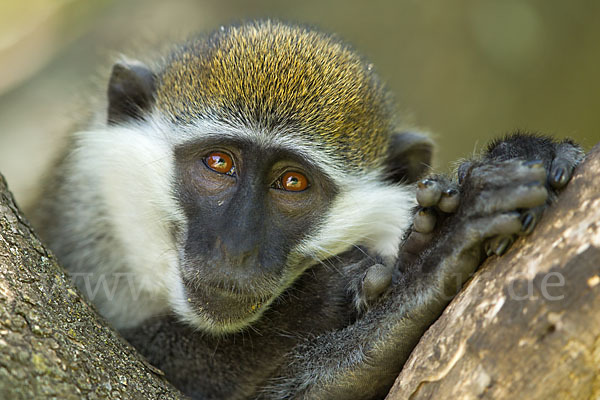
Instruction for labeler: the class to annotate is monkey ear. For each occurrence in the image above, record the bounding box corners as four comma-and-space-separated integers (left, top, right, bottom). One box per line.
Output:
107, 61, 156, 125
384, 131, 433, 183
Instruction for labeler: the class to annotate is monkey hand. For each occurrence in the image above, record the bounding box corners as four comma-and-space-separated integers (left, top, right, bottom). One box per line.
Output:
407, 134, 583, 261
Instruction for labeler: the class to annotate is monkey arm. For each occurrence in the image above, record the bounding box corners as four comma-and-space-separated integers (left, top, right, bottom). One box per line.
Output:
261, 133, 583, 400
260, 217, 513, 400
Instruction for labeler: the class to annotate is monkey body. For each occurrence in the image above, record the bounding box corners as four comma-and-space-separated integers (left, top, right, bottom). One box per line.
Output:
31, 21, 583, 399
124, 251, 362, 399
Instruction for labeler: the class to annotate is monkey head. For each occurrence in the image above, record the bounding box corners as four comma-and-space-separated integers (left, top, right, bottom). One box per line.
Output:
88, 21, 432, 333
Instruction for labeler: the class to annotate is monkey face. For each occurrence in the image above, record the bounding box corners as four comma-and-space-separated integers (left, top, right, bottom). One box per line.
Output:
172, 136, 336, 332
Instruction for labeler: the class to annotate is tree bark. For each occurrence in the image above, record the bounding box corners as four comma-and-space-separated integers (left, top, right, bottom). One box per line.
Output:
0, 177, 184, 398
387, 143, 600, 399
1, 145, 598, 400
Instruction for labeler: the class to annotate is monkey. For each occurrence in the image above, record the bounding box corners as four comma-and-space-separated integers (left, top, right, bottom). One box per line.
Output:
30, 20, 583, 399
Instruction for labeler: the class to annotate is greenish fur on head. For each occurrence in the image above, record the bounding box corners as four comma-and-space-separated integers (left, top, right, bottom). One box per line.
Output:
155, 20, 395, 170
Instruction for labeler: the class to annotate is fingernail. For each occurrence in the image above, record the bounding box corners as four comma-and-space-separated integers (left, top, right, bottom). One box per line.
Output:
442, 188, 458, 197
417, 179, 433, 189
485, 242, 494, 257
520, 212, 535, 234
553, 167, 565, 185
458, 162, 472, 184
495, 237, 512, 256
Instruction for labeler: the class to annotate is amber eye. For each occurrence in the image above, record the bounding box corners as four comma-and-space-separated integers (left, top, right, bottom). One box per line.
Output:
280, 171, 309, 192
204, 152, 235, 175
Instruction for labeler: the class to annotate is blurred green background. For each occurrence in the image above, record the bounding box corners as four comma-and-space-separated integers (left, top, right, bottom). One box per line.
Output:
1, 0, 599, 206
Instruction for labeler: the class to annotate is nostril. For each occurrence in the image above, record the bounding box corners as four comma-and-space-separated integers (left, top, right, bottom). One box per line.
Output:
217, 238, 259, 268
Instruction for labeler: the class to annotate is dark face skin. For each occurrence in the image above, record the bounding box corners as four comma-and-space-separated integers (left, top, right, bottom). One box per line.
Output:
174, 137, 337, 329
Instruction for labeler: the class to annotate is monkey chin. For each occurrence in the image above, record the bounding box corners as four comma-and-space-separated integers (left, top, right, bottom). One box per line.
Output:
175, 280, 275, 335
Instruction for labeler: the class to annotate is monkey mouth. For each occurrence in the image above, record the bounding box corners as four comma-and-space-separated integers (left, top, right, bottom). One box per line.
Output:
183, 281, 273, 328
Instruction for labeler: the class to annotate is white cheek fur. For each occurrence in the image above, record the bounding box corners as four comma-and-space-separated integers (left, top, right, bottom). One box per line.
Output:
295, 175, 415, 265
61, 122, 184, 329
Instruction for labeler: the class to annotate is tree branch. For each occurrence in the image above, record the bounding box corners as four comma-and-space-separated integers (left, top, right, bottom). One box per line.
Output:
0, 176, 184, 399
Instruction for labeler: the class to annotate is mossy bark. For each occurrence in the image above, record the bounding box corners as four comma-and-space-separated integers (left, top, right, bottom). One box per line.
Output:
0, 176, 184, 399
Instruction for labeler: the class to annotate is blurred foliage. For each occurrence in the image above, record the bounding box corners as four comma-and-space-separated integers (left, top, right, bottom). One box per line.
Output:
0, 0, 599, 205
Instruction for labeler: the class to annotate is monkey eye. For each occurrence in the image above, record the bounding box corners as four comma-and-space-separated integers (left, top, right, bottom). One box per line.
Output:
274, 171, 309, 192
204, 152, 236, 176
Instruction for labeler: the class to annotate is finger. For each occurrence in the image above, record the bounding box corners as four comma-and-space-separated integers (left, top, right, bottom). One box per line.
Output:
463, 212, 522, 241
438, 188, 460, 213
416, 179, 442, 207
403, 231, 434, 255
467, 159, 547, 188
549, 159, 576, 189
518, 205, 544, 236
413, 208, 436, 233
472, 182, 548, 215
549, 141, 584, 189
484, 234, 515, 257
